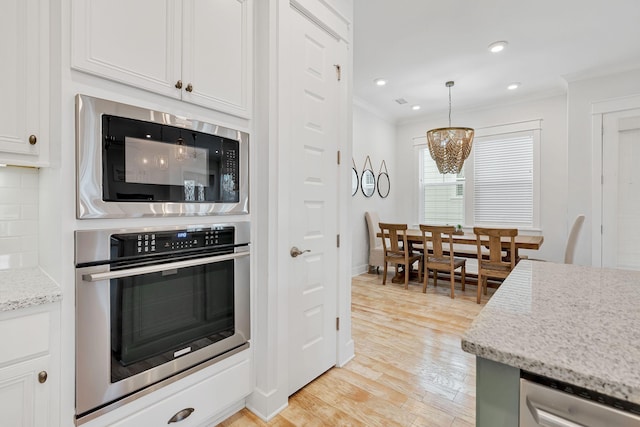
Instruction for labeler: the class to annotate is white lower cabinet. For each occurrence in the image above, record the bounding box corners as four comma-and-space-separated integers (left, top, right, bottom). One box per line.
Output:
0, 304, 56, 427
0, 356, 51, 427
83, 350, 251, 427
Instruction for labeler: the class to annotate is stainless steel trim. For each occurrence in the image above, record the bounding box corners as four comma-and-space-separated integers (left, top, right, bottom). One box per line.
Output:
75, 250, 250, 416
75, 222, 251, 419
75, 94, 249, 219
75, 222, 250, 264
519, 379, 640, 427
75, 343, 249, 426
83, 252, 249, 282
526, 399, 585, 427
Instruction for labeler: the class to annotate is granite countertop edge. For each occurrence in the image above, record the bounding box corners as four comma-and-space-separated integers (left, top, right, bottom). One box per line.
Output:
0, 267, 63, 312
461, 339, 640, 405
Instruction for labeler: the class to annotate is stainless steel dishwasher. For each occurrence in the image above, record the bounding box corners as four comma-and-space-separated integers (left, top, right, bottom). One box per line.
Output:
520, 372, 640, 427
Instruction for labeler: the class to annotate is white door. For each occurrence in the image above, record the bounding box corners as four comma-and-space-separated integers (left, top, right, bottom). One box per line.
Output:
287, 9, 342, 395
602, 109, 640, 270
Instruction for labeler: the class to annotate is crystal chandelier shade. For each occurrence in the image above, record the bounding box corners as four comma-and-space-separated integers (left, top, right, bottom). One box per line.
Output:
426, 81, 474, 174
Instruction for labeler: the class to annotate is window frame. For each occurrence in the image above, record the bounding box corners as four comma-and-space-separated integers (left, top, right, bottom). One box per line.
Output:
415, 119, 541, 230
417, 148, 466, 226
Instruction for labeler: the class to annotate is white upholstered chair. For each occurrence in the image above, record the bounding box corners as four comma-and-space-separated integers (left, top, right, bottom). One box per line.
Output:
365, 211, 384, 273
563, 214, 585, 264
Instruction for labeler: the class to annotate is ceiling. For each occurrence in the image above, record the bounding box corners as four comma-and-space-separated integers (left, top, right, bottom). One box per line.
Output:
353, 0, 640, 123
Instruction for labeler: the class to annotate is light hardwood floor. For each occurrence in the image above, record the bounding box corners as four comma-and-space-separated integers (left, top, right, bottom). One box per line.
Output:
218, 272, 493, 426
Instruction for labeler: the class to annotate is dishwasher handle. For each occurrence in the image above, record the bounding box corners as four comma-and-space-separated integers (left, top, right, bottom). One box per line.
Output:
527, 398, 586, 427
82, 251, 249, 282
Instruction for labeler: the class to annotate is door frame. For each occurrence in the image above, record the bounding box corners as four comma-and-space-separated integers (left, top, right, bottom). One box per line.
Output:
246, 0, 354, 420
283, 0, 355, 369
591, 93, 640, 266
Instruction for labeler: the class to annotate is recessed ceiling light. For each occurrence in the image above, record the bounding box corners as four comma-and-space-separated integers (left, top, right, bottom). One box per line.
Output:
374, 78, 387, 86
412, 105, 421, 111
507, 82, 520, 90
488, 41, 508, 53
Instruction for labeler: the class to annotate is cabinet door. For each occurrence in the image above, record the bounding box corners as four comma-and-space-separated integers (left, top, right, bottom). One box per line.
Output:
182, 0, 253, 118
0, 356, 50, 427
0, 0, 43, 161
71, 0, 183, 98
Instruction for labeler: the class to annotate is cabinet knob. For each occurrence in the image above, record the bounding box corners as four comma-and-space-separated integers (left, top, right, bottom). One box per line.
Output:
168, 408, 194, 423
185, 83, 193, 93
38, 371, 48, 384
29, 134, 37, 145
175, 80, 183, 89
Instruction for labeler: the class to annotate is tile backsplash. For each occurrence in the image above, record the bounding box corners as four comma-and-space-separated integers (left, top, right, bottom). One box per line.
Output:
0, 166, 38, 270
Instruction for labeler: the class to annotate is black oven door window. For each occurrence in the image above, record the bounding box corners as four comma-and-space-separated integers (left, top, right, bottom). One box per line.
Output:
110, 260, 234, 383
102, 115, 240, 204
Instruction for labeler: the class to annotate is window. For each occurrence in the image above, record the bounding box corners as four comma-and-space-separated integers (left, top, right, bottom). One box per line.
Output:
416, 121, 540, 229
419, 148, 464, 225
473, 133, 534, 227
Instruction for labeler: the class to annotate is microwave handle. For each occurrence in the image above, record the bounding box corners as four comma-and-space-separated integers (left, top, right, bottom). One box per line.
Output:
82, 251, 249, 282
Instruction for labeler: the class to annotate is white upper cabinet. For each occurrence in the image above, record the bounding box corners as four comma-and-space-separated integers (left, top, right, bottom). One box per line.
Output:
0, 0, 49, 166
181, 0, 252, 117
71, 0, 253, 119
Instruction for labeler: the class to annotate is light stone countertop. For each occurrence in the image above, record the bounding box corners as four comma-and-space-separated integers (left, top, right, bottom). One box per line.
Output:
0, 267, 62, 312
462, 260, 640, 405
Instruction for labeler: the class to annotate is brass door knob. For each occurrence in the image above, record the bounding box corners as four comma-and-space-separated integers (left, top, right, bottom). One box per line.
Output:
38, 371, 47, 383
29, 135, 37, 145
175, 80, 183, 89
185, 83, 193, 93
290, 246, 311, 258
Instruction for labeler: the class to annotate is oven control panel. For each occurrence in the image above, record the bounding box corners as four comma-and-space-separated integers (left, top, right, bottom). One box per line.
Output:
112, 227, 235, 256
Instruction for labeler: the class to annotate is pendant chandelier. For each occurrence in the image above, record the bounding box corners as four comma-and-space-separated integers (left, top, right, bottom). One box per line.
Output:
426, 81, 474, 174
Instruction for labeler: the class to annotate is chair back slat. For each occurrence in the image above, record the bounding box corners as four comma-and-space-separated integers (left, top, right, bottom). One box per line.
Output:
473, 227, 518, 271
379, 222, 408, 257
419, 224, 466, 298
419, 224, 454, 260
379, 223, 422, 289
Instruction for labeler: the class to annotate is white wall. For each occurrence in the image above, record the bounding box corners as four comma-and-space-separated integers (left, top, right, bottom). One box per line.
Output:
393, 94, 569, 262
351, 100, 398, 274
567, 67, 640, 266
0, 166, 39, 269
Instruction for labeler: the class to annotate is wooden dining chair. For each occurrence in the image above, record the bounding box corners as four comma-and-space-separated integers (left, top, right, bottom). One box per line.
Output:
473, 227, 518, 304
420, 225, 466, 299
379, 223, 422, 289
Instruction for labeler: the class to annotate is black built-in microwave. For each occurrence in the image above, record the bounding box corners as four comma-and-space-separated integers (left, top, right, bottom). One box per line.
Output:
76, 94, 249, 218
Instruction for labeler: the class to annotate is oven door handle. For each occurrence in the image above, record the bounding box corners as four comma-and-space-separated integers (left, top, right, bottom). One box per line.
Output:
82, 251, 249, 282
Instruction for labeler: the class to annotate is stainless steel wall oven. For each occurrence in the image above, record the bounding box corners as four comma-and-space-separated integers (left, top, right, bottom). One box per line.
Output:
76, 94, 249, 218
74, 223, 250, 424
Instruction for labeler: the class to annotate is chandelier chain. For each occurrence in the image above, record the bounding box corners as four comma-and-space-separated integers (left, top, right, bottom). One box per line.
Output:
448, 85, 452, 127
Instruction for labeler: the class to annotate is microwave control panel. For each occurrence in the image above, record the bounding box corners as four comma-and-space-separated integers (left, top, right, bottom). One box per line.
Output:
112, 227, 235, 256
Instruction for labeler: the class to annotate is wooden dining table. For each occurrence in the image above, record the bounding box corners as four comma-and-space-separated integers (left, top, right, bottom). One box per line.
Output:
405, 229, 543, 256
377, 229, 544, 283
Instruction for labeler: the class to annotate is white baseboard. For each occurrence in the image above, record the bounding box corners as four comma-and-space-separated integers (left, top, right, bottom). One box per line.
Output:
245, 387, 289, 422
351, 264, 369, 276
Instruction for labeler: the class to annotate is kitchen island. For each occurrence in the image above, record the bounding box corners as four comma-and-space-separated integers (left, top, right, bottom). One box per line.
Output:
462, 260, 640, 426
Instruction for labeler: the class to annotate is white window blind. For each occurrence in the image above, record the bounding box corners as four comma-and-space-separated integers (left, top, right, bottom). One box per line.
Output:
420, 148, 464, 225
473, 134, 533, 226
